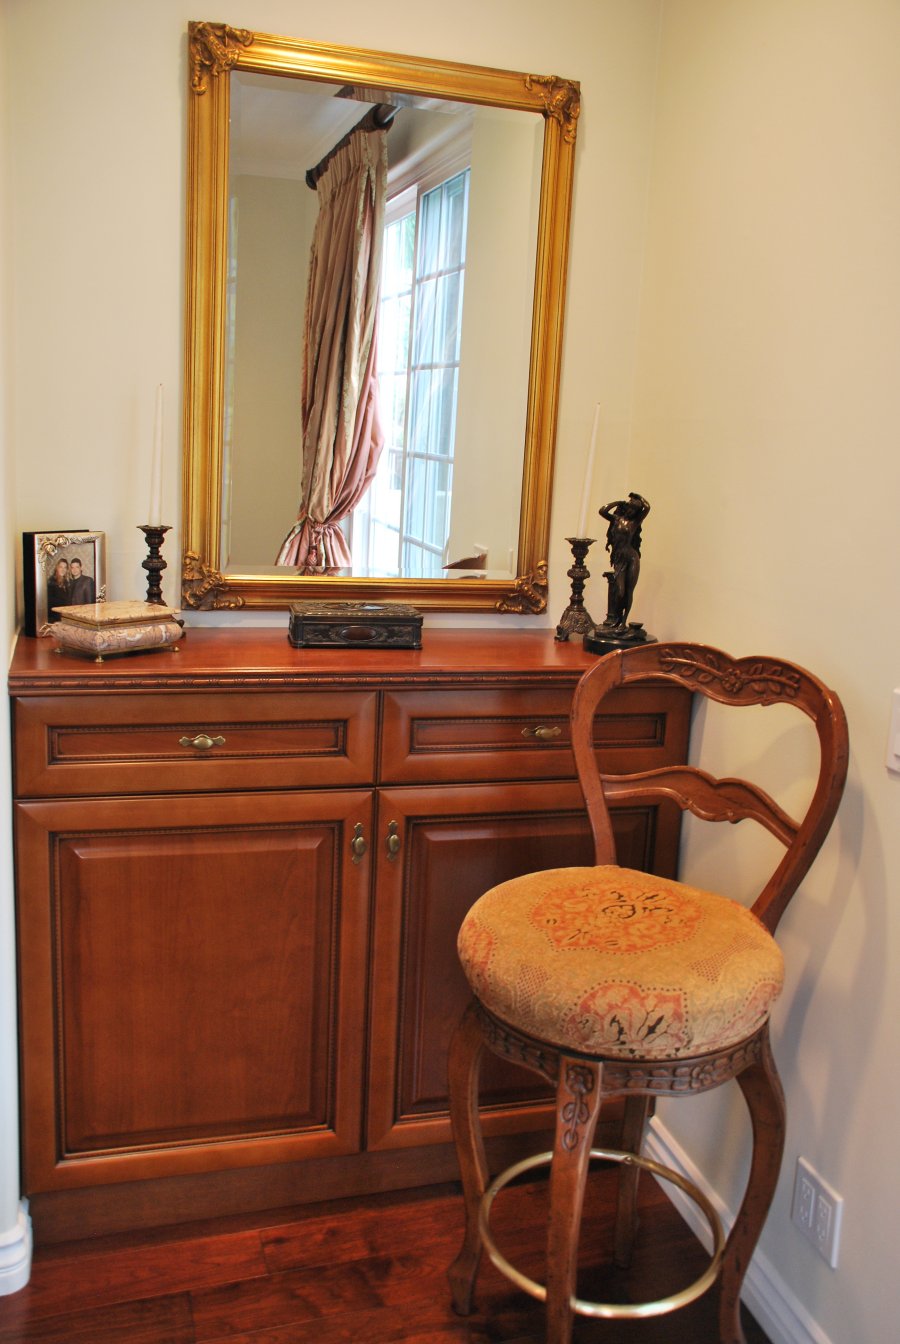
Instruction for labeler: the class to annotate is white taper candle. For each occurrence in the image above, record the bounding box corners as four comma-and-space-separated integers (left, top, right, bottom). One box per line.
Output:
149, 384, 164, 525
576, 403, 601, 536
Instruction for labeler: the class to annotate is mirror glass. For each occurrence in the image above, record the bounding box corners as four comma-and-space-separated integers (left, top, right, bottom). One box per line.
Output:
183, 23, 579, 613
227, 72, 541, 582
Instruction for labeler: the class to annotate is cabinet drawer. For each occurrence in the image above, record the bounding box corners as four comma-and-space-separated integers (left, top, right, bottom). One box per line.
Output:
14, 690, 378, 797
379, 684, 691, 785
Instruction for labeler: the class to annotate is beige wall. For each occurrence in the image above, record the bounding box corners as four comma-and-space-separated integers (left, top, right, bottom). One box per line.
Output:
228, 172, 310, 566
5, 2, 897, 1339
628, 3, 900, 1341
0, 0, 29, 1293
450, 109, 544, 571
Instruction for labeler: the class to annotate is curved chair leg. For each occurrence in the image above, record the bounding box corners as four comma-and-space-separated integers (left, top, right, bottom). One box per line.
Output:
613, 1093, 652, 1268
447, 1000, 489, 1316
545, 1058, 604, 1344
719, 1028, 786, 1344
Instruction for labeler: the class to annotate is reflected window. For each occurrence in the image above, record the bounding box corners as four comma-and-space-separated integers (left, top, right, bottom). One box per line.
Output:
353, 166, 470, 577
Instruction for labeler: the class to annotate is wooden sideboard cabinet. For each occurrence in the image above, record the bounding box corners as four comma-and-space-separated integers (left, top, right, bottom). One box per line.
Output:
8, 629, 691, 1241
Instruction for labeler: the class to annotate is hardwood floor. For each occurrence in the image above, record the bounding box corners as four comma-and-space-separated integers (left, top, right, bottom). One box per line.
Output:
0, 1173, 773, 1343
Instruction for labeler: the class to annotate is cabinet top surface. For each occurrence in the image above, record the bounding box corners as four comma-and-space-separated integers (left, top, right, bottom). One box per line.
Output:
9, 627, 600, 695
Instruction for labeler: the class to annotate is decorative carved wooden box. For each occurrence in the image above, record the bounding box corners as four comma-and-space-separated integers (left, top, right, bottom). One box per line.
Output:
288, 601, 423, 649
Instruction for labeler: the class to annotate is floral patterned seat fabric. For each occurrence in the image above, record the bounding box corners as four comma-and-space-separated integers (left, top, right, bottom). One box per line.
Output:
457, 865, 783, 1061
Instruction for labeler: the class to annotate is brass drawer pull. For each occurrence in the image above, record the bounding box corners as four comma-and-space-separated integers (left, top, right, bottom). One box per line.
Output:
386, 820, 401, 860
351, 823, 367, 864
522, 725, 562, 741
179, 733, 226, 751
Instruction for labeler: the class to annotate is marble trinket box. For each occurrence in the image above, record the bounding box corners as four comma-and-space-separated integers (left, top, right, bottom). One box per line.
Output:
49, 601, 183, 662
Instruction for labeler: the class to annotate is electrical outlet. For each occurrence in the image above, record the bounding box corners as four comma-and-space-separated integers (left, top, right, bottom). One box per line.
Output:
795, 1167, 816, 1231
792, 1157, 843, 1267
886, 688, 900, 771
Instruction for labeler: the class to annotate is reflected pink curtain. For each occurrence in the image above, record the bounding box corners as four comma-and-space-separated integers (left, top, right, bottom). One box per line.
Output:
276, 128, 387, 572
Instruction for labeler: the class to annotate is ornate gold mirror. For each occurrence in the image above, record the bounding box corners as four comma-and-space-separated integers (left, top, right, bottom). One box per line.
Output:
183, 21, 579, 612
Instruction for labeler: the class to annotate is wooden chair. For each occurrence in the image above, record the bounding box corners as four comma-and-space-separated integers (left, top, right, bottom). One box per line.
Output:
448, 642, 848, 1343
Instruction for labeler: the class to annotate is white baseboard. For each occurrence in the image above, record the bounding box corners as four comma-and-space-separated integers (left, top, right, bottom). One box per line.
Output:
644, 1117, 834, 1344
0, 1201, 32, 1295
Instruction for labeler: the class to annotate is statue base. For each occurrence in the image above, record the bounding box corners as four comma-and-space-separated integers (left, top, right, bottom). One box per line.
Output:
583, 621, 657, 657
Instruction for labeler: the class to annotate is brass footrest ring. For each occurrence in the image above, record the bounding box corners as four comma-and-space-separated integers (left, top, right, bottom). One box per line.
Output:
477, 1146, 726, 1321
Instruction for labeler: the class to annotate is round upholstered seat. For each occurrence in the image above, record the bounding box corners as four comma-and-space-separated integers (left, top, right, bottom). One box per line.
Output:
457, 865, 784, 1060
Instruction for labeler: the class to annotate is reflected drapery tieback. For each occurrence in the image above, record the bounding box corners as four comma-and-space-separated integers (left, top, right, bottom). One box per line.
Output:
275, 515, 351, 575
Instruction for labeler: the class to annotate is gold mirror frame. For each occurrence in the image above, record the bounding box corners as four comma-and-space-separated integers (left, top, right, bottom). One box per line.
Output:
183, 21, 579, 613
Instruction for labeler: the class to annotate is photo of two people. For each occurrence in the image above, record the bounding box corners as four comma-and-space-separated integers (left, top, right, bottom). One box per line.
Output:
46, 552, 96, 620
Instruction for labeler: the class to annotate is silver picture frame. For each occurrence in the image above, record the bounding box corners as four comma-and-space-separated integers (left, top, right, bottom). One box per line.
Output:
23, 530, 108, 636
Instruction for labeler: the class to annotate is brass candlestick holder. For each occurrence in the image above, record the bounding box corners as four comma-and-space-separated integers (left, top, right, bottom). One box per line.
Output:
555, 537, 596, 641
139, 524, 171, 605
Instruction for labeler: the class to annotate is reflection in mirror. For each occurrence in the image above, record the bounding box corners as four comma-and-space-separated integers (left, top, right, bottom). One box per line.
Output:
183, 22, 579, 612
225, 71, 543, 583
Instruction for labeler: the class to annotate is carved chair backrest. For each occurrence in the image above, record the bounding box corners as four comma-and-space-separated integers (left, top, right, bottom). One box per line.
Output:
570, 643, 849, 934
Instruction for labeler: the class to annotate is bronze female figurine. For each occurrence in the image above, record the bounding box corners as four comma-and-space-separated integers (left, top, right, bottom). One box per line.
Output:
599, 492, 650, 630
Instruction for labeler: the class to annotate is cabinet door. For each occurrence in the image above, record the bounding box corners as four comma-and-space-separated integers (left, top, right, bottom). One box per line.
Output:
15, 789, 373, 1193
366, 781, 662, 1151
